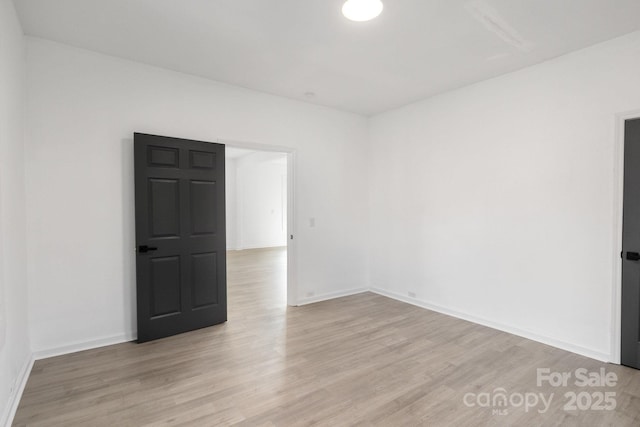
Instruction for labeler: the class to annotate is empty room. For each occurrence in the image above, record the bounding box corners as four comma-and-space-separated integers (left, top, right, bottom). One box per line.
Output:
2, 0, 640, 425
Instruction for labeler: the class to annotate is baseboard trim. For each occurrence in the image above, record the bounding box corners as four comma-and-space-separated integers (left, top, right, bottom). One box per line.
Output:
230, 244, 287, 251
2, 352, 34, 427
34, 332, 136, 360
370, 287, 611, 363
296, 287, 368, 306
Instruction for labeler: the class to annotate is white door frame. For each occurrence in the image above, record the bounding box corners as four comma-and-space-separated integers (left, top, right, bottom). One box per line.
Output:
611, 109, 640, 364
219, 138, 298, 306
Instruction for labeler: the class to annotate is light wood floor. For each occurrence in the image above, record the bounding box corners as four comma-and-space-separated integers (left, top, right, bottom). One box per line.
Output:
13, 247, 640, 426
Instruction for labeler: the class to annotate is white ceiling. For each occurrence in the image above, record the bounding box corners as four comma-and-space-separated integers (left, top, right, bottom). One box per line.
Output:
14, 0, 640, 115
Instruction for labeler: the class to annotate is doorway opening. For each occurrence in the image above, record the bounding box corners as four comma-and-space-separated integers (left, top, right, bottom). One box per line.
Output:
223, 141, 296, 314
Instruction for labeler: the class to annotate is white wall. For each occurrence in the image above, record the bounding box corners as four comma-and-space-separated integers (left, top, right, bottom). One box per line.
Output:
369, 31, 640, 362
25, 38, 370, 354
229, 151, 287, 250
0, 0, 31, 424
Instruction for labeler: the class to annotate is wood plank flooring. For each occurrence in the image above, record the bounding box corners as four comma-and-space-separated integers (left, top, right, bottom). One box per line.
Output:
13, 247, 640, 426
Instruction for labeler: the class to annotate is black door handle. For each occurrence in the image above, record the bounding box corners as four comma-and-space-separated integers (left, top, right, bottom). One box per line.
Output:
626, 252, 640, 261
138, 245, 158, 253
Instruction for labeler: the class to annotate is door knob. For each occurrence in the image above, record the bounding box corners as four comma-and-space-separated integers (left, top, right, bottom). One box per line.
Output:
138, 245, 158, 253
626, 252, 640, 261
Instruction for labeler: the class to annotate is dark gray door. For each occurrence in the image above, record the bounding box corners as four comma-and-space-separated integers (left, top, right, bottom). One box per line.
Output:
622, 118, 640, 369
134, 133, 226, 343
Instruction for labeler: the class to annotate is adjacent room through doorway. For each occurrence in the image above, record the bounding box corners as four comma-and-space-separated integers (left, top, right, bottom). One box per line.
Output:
225, 147, 289, 313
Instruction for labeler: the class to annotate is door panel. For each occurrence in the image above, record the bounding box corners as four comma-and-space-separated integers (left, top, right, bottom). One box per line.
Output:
622, 118, 640, 369
192, 252, 218, 308
190, 150, 216, 169
190, 181, 217, 235
150, 256, 181, 318
135, 133, 226, 343
149, 179, 180, 238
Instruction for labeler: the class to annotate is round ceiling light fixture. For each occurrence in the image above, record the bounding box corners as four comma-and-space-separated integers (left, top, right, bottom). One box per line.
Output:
342, 0, 383, 22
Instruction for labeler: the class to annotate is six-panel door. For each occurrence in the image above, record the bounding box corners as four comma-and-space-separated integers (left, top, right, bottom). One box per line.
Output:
134, 133, 226, 343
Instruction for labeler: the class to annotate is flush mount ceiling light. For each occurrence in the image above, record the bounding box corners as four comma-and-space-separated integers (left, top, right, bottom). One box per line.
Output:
342, 0, 383, 22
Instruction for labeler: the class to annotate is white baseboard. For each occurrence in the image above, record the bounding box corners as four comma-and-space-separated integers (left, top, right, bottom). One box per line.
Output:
296, 287, 368, 306
34, 332, 136, 360
230, 244, 287, 251
1, 352, 34, 427
370, 287, 611, 363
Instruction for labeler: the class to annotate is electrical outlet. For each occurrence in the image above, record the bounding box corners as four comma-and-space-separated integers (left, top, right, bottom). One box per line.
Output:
408, 291, 416, 298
